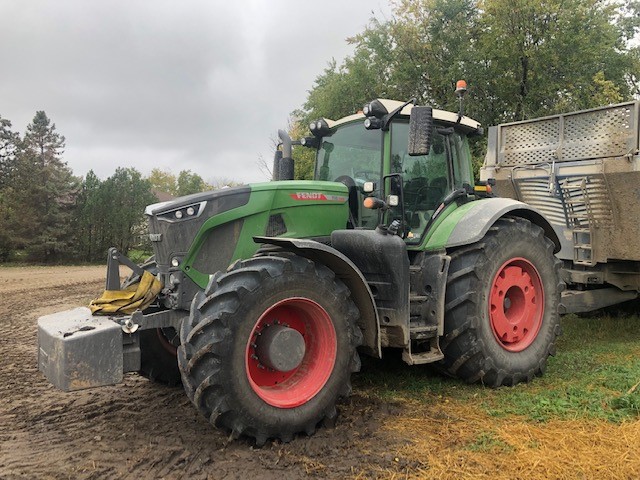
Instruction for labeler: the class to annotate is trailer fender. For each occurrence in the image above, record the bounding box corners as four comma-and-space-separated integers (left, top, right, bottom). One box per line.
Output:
428, 198, 561, 253
253, 236, 381, 358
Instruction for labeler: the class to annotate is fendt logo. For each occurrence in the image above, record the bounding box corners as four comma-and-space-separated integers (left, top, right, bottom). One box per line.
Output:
291, 192, 327, 200
290, 192, 347, 202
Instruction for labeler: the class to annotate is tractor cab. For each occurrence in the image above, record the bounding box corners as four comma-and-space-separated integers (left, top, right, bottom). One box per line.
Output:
304, 99, 482, 244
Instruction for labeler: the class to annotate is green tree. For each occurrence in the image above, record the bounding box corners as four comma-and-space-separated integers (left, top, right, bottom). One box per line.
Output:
300, 0, 640, 130
0, 115, 20, 261
301, 1, 478, 123
176, 170, 209, 196
6, 111, 79, 262
94, 168, 156, 257
148, 168, 211, 197
0, 115, 19, 189
73, 170, 104, 261
148, 167, 177, 195
290, 119, 316, 180
477, 0, 634, 123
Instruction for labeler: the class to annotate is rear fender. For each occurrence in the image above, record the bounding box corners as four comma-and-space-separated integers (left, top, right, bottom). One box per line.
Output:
425, 198, 561, 253
254, 236, 381, 358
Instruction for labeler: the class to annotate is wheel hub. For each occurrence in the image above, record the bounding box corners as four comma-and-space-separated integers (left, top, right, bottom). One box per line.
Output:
245, 297, 337, 408
489, 257, 544, 352
255, 325, 306, 372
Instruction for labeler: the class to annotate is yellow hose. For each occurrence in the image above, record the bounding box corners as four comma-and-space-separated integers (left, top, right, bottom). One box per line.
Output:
90, 271, 162, 315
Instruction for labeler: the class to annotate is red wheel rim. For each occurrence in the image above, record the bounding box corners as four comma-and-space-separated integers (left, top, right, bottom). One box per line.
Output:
245, 298, 337, 408
489, 257, 544, 352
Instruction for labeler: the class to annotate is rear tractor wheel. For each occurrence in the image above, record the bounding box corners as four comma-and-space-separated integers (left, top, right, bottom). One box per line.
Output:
441, 217, 563, 387
177, 254, 362, 445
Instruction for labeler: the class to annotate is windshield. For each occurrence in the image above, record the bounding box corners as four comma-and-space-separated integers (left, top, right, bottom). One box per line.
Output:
316, 123, 382, 185
315, 122, 382, 228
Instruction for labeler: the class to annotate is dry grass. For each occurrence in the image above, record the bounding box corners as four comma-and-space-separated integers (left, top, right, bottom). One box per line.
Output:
361, 398, 640, 479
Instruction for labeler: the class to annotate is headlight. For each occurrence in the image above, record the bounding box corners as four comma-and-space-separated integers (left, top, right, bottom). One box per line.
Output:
156, 201, 207, 223
363, 99, 388, 118
364, 117, 383, 130
309, 118, 330, 137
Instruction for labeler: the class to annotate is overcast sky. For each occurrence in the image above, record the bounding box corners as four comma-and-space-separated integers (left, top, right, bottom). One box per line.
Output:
0, 1, 392, 185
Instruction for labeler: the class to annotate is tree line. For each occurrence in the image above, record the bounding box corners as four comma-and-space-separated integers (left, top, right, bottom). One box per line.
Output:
0, 112, 213, 263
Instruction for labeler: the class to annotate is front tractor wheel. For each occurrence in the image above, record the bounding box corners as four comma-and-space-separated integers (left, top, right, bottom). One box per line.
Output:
177, 254, 362, 445
441, 217, 563, 387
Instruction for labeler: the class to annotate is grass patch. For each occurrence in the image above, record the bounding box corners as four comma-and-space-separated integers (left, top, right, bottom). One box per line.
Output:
466, 431, 514, 453
355, 312, 640, 422
612, 391, 640, 415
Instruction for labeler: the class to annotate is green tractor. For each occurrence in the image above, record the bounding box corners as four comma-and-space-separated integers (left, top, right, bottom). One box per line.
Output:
38, 90, 562, 445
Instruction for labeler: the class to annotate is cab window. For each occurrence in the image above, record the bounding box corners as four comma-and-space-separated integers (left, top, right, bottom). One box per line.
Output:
315, 123, 382, 228
390, 121, 450, 242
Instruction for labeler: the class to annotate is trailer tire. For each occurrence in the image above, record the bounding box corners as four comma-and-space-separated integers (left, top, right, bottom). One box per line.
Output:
177, 254, 362, 445
122, 258, 182, 387
441, 217, 563, 387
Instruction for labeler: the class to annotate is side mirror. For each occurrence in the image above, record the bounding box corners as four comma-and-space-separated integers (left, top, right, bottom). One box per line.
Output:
408, 106, 433, 156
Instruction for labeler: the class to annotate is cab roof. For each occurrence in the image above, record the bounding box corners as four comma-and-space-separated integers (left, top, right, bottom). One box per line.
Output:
323, 99, 481, 133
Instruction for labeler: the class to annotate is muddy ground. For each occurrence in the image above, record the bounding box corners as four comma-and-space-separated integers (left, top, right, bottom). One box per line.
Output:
1, 266, 639, 479
0, 266, 418, 479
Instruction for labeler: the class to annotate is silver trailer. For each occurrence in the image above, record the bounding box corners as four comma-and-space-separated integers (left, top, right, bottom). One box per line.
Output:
481, 102, 640, 312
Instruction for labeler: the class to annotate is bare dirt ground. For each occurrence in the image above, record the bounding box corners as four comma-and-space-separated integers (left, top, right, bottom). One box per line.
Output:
1, 266, 639, 479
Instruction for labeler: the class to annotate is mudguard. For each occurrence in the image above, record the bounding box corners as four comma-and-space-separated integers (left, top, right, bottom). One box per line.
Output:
426, 197, 561, 253
254, 236, 381, 358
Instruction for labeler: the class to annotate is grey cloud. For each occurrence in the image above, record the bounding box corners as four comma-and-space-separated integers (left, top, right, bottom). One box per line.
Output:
0, 1, 391, 184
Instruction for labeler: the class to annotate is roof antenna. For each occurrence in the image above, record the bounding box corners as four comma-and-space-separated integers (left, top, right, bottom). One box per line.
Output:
455, 80, 467, 123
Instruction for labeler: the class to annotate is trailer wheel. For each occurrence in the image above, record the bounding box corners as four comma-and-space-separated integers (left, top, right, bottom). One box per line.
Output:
441, 217, 563, 387
177, 254, 362, 445
122, 258, 182, 387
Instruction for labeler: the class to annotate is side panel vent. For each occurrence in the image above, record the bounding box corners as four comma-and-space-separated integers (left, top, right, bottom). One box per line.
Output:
192, 219, 244, 274
266, 214, 287, 237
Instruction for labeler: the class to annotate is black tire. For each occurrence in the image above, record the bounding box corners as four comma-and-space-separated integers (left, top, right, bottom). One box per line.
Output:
177, 254, 362, 445
139, 327, 182, 386
441, 217, 563, 387
122, 258, 182, 387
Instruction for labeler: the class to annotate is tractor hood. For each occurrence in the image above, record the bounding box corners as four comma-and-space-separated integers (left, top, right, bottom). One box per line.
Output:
145, 181, 350, 284
145, 185, 251, 218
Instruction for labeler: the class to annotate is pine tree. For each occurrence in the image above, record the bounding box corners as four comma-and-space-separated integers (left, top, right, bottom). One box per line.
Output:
0, 115, 20, 260
74, 170, 103, 261
10, 111, 79, 262
0, 115, 19, 189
